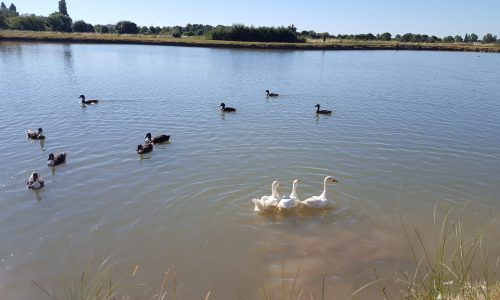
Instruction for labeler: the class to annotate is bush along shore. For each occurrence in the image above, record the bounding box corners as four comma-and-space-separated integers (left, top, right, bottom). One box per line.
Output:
2, 30, 500, 52
1, 0, 499, 52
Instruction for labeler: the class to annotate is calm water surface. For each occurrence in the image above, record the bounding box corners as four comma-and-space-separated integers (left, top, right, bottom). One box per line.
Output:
0, 42, 500, 299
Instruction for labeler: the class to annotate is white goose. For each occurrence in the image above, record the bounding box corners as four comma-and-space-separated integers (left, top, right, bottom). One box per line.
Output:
301, 176, 338, 208
277, 179, 301, 210
252, 181, 281, 212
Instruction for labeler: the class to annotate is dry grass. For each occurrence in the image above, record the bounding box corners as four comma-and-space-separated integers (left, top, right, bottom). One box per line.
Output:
2, 30, 500, 52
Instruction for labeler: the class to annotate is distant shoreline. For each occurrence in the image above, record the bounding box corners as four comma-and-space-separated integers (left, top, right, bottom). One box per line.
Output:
1, 30, 499, 52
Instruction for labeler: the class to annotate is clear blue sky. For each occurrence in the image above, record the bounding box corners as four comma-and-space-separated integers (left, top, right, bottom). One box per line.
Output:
7, 0, 500, 37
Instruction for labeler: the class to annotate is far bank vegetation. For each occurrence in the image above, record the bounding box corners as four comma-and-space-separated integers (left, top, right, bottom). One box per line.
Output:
1, 0, 499, 45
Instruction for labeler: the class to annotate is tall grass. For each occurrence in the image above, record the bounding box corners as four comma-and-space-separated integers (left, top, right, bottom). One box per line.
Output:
395, 207, 500, 299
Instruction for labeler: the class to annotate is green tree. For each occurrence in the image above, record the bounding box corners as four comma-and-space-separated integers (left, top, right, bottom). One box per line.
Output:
46, 12, 72, 32
139, 25, 148, 34
58, 0, 68, 16
443, 36, 455, 43
482, 33, 497, 43
469, 33, 478, 42
6, 14, 46, 31
464, 33, 470, 42
380, 32, 392, 41
72, 20, 93, 32
171, 27, 181, 37
0, 2, 7, 11
8, 3, 15, 12
115, 20, 138, 34
454, 35, 463, 42
94, 24, 109, 33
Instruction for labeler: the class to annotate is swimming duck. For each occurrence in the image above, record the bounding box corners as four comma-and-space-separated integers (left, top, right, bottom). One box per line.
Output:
301, 176, 338, 208
47, 152, 66, 166
27, 172, 44, 190
137, 143, 153, 154
219, 103, 236, 112
252, 181, 281, 212
79, 95, 99, 105
315, 104, 332, 115
277, 179, 301, 210
27, 128, 45, 140
145, 133, 171, 144
266, 90, 279, 97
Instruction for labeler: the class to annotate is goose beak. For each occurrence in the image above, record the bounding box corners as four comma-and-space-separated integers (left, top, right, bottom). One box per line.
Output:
331, 178, 338, 183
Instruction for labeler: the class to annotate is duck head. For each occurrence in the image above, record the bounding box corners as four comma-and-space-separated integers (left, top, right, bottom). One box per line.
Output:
315, 104, 320, 108
265, 90, 270, 94
79, 95, 86, 103
38, 128, 43, 134
137, 145, 143, 151
31, 172, 39, 181
325, 176, 338, 184
145, 133, 152, 141
219, 103, 226, 109
48, 153, 55, 161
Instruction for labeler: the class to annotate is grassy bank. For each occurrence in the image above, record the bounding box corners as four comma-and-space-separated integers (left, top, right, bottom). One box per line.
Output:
1, 30, 500, 52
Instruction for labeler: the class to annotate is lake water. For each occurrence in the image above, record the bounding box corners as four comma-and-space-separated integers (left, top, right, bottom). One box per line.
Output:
0, 42, 499, 299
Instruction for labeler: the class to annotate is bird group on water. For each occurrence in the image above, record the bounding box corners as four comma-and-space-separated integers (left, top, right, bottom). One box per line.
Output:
25, 91, 335, 210
252, 176, 339, 212
220, 90, 332, 115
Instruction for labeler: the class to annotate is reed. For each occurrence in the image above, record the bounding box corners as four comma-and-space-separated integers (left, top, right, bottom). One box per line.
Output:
388, 206, 500, 299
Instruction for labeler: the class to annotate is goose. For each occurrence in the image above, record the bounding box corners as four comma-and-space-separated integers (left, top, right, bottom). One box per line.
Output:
27, 128, 45, 140
266, 90, 279, 97
27, 172, 44, 190
301, 176, 338, 208
252, 181, 281, 212
145, 133, 171, 144
137, 143, 153, 154
219, 103, 236, 112
79, 95, 99, 105
315, 104, 332, 115
47, 152, 66, 166
277, 179, 301, 210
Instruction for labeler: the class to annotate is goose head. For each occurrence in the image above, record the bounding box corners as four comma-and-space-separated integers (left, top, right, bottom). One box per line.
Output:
79, 95, 85, 100
315, 104, 321, 108
265, 90, 270, 94
324, 176, 338, 184
271, 180, 280, 198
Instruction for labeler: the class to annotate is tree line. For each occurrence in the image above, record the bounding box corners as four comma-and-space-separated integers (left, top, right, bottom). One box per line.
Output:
0, 1, 498, 44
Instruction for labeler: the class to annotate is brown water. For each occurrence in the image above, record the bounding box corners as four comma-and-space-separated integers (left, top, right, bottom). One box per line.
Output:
0, 42, 499, 299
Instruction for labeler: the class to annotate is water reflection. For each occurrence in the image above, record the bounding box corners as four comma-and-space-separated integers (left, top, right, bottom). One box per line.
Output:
62, 44, 74, 76
39, 139, 45, 151
33, 189, 42, 202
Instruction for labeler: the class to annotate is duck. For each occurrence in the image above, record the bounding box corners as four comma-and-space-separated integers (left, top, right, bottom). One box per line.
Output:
266, 90, 279, 97
137, 143, 153, 154
27, 172, 44, 190
252, 181, 281, 212
277, 179, 301, 210
26, 128, 45, 140
315, 104, 332, 115
301, 176, 338, 208
79, 95, 99, 105
219, 103, 236, 112
47, 152, 66, 166
145, 133, 170, 144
